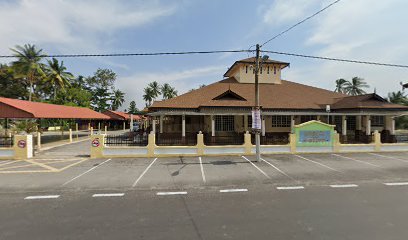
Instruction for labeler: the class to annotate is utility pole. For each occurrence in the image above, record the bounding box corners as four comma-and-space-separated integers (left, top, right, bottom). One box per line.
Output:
254, 44, 261, 162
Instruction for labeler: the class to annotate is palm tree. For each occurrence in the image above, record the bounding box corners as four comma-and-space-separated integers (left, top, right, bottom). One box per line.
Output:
161, 83, 178, 99
143, 87, 154, 107
344, 77, 369, 96
334, 78, 348, 93
45, 58, 74, 100
10, 44, 46, 101
148, 81, 161, 100
111, 89, 125, 110
388, 91, 408, 105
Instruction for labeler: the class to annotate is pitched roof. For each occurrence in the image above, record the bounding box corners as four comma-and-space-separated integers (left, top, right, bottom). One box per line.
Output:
149, 78, 408, 111
224, 57, 290, 77
102, 110, 143, 121
331, 94, 408, 109
0, 97, 110, 119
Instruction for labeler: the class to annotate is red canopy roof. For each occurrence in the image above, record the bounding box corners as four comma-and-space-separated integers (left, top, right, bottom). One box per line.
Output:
102, 110, 143, 121
0, 97, 110, 119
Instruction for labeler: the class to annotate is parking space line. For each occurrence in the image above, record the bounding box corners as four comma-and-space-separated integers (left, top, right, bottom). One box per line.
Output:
384, 182, 408, 186
25, 159, 58, 172
220, 189, 248, 193
198, 157, 206, 183
132, 158, 158, 187
62, 158, 112, 186
57, 158, 89, 172
156, 191, 187, 196
368, 153, 408, 163
330, 184, 358, 188
0, 160, 20, 168
261, 157, 295, 181
332, 154, 381, 167
295, 155, 342, 173
92, 193, 125, 197
241, 156, 271, 179
25, 195, 60, 200
277, 186, 304, 190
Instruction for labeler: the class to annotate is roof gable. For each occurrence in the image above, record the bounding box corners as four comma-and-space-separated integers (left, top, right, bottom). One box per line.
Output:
212, 89, 246, 101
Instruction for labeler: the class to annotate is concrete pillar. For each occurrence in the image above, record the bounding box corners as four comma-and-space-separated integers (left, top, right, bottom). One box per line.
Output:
90, 127, 94, 135
69, 129, 73, 143
342, 116, 347, 136
366, 116, 371, 135
130, 114, 134, 131
244, 115, 248, 131
391, 117, 396, 135
13, 135, 33, 159
123, 121, 126, 131
88, 122, 91, 130
291, 115, 295, 133
211, 115, 215, 137
98, 122, 101, 131
152, 119, 156, 133
197, 131, 205, 155
104, 125, 107, 135
356, 116, 362, 130
244, 131, 252, 154
90, 134, 105, 159
261, 117, 266, 136
75, 123, 79, 140
317, 115, 321, 121
37, 132, 41, 150
182, 115, 186, 137
159, 115, 163, 133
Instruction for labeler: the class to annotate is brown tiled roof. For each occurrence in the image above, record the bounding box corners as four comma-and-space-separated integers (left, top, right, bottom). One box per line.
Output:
102, 110, 144, 120
149, 78, 408, 111
331, 94, 408, 109
224, 57, 290, 77
0, 97, 110, 119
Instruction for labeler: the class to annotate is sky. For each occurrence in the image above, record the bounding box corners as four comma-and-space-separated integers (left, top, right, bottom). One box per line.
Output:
1, 0, 407, 110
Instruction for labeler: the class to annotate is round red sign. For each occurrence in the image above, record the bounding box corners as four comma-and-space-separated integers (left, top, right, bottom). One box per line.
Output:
92, 138, 100, 147
17, 140, 26, 148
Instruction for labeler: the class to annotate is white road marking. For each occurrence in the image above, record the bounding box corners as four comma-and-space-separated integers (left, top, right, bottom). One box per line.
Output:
332, 154, 380, 167
0, 160, 19, 167
261, 157, 295, 180
156, 191, 187, 196
219, 189, 248, 193
62, 158, 112, 186
277, 186, 304, 190
25, 195, 60, 200
241, 156, 271, 179
368, 153, 408, 163
198, 157, 206, 183
92, 193, 125, 197
330, 184, 358, 188
384, 182, 408, 186
132, 158, 158, 187
295, 155, 342, 173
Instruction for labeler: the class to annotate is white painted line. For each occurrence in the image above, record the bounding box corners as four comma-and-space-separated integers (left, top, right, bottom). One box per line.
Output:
92, 193, 125, 197
241, 156, 271, 179
198, 157, 206, 183
25, 195, 60, 200
220, 189, 248, 193
332, 154, 380, 167
384, 182, 408, 186
62, 158, 112, 186
156, 191, 187, 196
261, 157, 295, 180
295, 155, 342, 173
132, 158, 158, 187
369, 153, 408, 163
330, 184, 358, 188
277, 186, 304, 190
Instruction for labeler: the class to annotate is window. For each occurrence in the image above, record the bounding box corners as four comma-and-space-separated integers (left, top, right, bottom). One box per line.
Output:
347, 116, 356, 130
248, 116, 252, 128
272, 116, 291, 127
267, 66, 270, 74
371, 116, 384, 127
245, 66, 248, 73
274, 66, 276, 74
215, 116, 235, 132
260, 67, 263, 74
300, 115, 316, 123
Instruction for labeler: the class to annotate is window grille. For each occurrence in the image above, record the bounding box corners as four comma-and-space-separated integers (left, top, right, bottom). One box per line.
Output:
272, 116, 291, 127
215, 116, 235, 132
371, 116, 384, 127
300, 115, 316, 123
347, 116, 356, 130
248, 116, 252, 128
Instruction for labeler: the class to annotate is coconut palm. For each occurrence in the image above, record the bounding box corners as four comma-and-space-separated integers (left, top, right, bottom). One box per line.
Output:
10, 44, 46, 101
45, 58, 74, 100
388, 91, 408, 105
143, 87, 155, 107
148, 81, 161, 100
111, 89, 125, 110
161, 83, 178, 99
334, 78, 348, 93
344, 77, 369, 96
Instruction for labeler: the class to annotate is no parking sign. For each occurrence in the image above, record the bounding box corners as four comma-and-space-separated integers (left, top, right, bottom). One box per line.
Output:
17, 140, 26, 148
92, 138, 100, 147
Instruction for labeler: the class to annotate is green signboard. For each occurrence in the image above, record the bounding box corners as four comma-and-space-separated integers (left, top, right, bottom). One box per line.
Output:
295, 120, 335, 147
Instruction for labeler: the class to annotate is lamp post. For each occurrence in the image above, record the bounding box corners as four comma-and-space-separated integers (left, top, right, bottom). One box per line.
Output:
326, 105, 331, 124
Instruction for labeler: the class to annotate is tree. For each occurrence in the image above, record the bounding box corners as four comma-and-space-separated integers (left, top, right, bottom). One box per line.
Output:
148, 81, 161, 100
45, 58, 74, 100
143, 87, 154, 107
10, 44, 46, 101
388, 91, 408, 105
334, 78, 348, 93
161, 83, 178, 99
111, 89, 125, 110
86, 68, 117, 112
0, 64, 28, 99
128, 100, 138, 114
344, 77, 369, 96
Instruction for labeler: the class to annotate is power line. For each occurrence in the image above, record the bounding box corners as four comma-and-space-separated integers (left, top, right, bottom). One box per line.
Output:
262, 50, 408, 68
0, 50, 252, 58
261, 0, 342, 47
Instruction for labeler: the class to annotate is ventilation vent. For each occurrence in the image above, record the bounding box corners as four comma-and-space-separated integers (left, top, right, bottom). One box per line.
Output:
212, 90, 246, 101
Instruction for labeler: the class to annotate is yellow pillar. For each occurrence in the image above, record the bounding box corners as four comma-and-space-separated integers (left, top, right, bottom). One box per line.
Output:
244, 131, 252, 155
374, 130, 381, 151
37, 132, 41, 150
197, 131, 205, 155
90, 134, 105, 159
104, 125, 107, 135
289, 133, 296, 153
13, 135, 33, 159
90, 127, 94, 135
333, 132, 340, 153
69, 129, 73, 143
75, 123, 79, 140
147, 132, 156, 157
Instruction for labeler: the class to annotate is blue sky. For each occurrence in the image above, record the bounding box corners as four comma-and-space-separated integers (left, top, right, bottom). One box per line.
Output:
1, 0, 408, 109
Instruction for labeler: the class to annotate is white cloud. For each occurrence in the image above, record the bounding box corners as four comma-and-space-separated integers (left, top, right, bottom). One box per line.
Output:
263, 0, 320, 26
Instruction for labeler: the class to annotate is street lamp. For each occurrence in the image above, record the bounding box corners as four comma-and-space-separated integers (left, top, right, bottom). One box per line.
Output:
326, 105, 331, 124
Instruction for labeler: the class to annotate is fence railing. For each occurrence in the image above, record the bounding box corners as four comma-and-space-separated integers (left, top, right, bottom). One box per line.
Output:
105, 132, 148, 146
156, 133, 197, 146
340, 133, 373, 144
251, 133, 289, 145
0, 136, 13, 147
396, 134, 408, 143
204, 133, 244, 146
